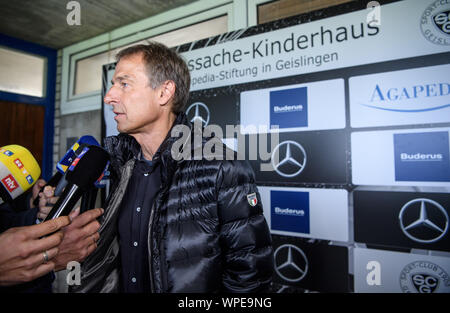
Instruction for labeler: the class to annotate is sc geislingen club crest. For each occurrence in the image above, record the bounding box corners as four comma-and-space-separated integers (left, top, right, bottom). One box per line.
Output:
247, 193, 258, 207
400, 261, 450, 293
420, 1, 450, 46
411, 273, 440, 293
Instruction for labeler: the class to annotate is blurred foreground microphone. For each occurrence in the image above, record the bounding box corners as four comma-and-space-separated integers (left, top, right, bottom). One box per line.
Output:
43, 145, 109, 221
33, 135, 100, 206
79, 160, 110, 214
0, 145, 41, 204
53, 135, 100, 197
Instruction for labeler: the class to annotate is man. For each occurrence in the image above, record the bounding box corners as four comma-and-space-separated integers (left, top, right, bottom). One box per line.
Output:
73, 42, 273, 293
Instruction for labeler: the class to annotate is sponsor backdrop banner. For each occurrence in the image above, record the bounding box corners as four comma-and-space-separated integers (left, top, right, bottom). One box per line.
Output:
258, 186, 349, 242
102, 0, 450, 293
183, 0, 449, 92
272, 235, 350, 292
354, 190, 450, 252
354, 247, 450, 293
351, 127, 450, 186
240, 78, 346, 134
246, 130, 348, 185
349, 64, 450, 128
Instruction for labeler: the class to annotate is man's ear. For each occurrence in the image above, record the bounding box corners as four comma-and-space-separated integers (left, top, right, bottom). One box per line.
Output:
158, 80, 176, 107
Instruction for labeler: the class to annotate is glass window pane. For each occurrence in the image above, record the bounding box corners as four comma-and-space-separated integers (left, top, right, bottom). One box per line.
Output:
148, 15, 228, 48
73, 15, 228, 96
74, 51, 113, 95
0, 47, 46, 98
258, 0, 354, 24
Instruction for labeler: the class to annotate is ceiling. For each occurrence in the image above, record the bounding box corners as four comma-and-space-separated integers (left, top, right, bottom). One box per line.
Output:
0, 0, 198, 49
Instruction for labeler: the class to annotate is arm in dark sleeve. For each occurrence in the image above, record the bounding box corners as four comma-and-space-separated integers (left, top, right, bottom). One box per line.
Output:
216, 160, 274, 293
0, 192, 38, 233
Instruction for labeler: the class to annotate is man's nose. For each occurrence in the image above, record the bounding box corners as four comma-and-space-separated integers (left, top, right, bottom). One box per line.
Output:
104, 88, 118, 105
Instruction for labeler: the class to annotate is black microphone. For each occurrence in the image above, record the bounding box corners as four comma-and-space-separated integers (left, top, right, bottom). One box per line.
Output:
43, 145, 110, 222
33, 135, 100, 207
80, 187, 98, 214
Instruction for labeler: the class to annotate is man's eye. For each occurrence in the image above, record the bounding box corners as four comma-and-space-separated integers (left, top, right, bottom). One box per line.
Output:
121, 82, 129, 88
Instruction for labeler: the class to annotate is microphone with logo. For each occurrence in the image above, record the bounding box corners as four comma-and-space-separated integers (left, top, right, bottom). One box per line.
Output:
79, 158, 110, 214
32, 135, 100, 207
0, 145, 41, 204
43, 145, 110, 222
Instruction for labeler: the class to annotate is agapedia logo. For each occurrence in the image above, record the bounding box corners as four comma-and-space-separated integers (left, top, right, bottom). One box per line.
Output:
361, 83, 450, 112
400, 261, 450, 293
420, 1, 450, 46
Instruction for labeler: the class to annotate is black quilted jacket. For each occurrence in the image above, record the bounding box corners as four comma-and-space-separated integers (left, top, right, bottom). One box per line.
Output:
72, 113, 273, 293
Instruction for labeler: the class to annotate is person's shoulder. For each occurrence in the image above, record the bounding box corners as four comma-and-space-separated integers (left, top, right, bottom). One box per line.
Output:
218, 158, 255, 177
104, 133, 136, 150
192, 143, 251, 170
104, 134, 140, 170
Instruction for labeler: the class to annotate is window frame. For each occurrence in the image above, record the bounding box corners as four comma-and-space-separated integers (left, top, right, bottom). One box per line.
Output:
61, 0, 247, 115
0, 46, 47, 98
248, 0, 273, 27
0, 34, 56, 181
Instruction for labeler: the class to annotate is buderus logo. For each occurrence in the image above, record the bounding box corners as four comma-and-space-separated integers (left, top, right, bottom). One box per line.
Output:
394, 131, 450, 182
270, 87, 307, 129
270, 190, 310, 234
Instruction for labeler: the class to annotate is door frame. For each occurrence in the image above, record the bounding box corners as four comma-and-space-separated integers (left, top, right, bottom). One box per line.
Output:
0, 34, 57, 181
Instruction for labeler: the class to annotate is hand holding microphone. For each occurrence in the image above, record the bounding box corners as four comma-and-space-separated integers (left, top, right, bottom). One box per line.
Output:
36, 185, 58, 220
52, 207, 104, 272
43, 144, 109, 222
0, 216, 70, 286
0, 145, 71, 286
38, 144, 109, 270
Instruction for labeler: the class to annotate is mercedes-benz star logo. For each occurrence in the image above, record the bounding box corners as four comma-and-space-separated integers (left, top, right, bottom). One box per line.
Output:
185, 102, 210, 126
399, 198, 449, 243
274, 244, 308, 282
271, 141, 307, 178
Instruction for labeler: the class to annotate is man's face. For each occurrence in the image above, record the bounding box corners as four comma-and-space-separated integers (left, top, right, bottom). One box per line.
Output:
104, 53, 161, 134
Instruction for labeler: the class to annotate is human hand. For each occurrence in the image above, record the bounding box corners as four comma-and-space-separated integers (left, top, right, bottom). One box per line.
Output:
30, 179, 46, 209
0, 216, 70, 286
37, 185, 58, 221
53, 207, 104, 272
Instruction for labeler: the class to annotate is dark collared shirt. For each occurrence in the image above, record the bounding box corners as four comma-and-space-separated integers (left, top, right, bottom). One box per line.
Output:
118, 155, 161, 293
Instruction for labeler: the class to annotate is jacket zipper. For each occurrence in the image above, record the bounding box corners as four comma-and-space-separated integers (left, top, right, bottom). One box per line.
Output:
148, 199, 157, 293
148, 186, 169, 293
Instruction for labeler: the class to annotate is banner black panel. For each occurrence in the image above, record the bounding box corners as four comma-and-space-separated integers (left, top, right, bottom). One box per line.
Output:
244, 130, 348, 185
187, 89, 238, 131
354, 190, 450, 252
271, 235, 350, 292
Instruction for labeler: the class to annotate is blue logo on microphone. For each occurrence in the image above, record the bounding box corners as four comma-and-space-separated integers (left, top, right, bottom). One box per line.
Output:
270, 87, 308, 129
270, 190, 310, 234
68, 147, 90, 172
26, 175, 34, 184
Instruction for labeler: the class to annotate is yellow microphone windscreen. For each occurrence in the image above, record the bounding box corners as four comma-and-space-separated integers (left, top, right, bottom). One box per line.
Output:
0, 145, 41, 202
